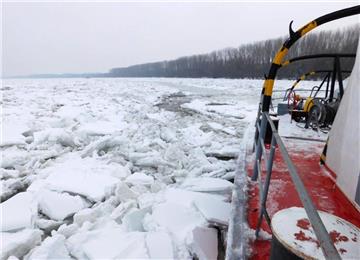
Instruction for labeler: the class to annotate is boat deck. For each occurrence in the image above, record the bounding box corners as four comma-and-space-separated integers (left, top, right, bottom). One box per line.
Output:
246, 138, 360, 260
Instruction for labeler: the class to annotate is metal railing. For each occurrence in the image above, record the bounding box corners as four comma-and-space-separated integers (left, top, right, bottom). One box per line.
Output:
282, 88, 326, 101
252, 112, 341, 260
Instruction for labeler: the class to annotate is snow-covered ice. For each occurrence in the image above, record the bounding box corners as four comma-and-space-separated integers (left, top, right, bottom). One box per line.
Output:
152, 202, 206, 242
146, 231, 175, 259
188, 227, 218, 260
38, 190, 90, 221
162, 188, 227, 208
122, 207, 149, 231
1, 229, 42, 260
1, 122, 28, 147
125, 172, 154, 186
180, 177, 233, 196
1, 77, 321, 258
1, 192, 37, 232
81, 229, 148, 259
43, 155, 120, 202
25, 234, 71, 259
194, 196, 232, 226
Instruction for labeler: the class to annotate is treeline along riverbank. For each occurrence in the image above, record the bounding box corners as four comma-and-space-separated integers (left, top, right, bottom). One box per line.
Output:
109, 25, 359, 79
21, 25, 358, 80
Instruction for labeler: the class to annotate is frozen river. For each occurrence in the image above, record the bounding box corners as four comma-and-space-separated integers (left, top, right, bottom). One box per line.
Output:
1, 78, 313, 259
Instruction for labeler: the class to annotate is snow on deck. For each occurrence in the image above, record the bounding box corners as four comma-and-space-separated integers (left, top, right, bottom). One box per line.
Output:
241, 121, 360, 260
272, 207, 359, 259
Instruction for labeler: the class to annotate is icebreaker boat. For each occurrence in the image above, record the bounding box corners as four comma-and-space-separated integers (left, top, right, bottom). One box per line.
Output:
227, 5, 360, 260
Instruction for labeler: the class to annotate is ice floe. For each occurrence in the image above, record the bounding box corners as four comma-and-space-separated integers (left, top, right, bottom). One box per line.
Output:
79, 228, 148, 259
182, 99, 247, 119
146, 231, 174, 258
1, 147, 30, 169
1, 229, 42, 260
180, 177, 234, 196
187, 227, 218, 260
151, 202, 206, 242
35, 218, 63, 234
0, 122, 27, 147
76, 121, 125, 137
122, 207, 150, 231
43, 156, 120, 202
32, 128, 75, 148
1, 192, 37, 232
38, 190, 90, 221
194, 196, 231, 226
25, 234, 71, 259
125, 172, 154, 186
114, 182, 139, 202
162, 188, 227, 208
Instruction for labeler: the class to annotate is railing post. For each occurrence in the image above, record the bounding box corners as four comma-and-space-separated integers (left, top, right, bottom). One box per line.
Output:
252, 113, 267, 181
255, 131, 277, 237
266, 134, 277, 176
253, 101, 262, 152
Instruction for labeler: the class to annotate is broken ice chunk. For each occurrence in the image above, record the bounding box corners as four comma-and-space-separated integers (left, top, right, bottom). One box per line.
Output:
25, 234, 71, 259
1, 122, 28, 147
44, 156, 119, 202
1, 192, 37, 232
205, 147, 239, 159
187, 227, 218, 260
137, 192, 157, 209
81, 229, 148, 259
181, 125, 214, 147
32, 128, 75, 148
160, 127, 177, 142
151, 202, 206, 242
181, 177, 233, 196
164, 144, 188, 168
135, 156, 174, 168
110, 200, 137, 223
146, 232, 174, 259
80, 136, 128, 159
56, 223, 79, 238
186, 147, 211, 171
114, 182, 139, 202
1, 229, 42, 260
0, 147, 29, 169
74, 203, 114, 226
193, 196, 231, 226
76, 121, 124, 137
122, 208, 150, 232
163, 188, 226, 208
35, 218, 63, 234
125, 172, 154, 186
1, 178, 29, 202
205, 122, 237, 136
38, 190, 90, 221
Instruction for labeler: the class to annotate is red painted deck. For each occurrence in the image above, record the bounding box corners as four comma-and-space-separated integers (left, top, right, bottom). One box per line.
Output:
246, 140, 360, 260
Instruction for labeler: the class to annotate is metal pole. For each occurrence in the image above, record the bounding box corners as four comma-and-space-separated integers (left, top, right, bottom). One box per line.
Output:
329, 58, 337, 102
336, 56, 344, 99
255, 134, 277, 237
252, 115, 267, 181
253, 93, 264, 152
314, 73, 329, 98
325, 72, 330, 99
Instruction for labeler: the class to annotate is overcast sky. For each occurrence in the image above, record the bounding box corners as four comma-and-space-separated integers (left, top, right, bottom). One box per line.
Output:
2, 1, 359, 77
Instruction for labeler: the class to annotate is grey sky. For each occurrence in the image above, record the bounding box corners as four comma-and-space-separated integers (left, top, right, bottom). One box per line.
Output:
2, 1, 359, 77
